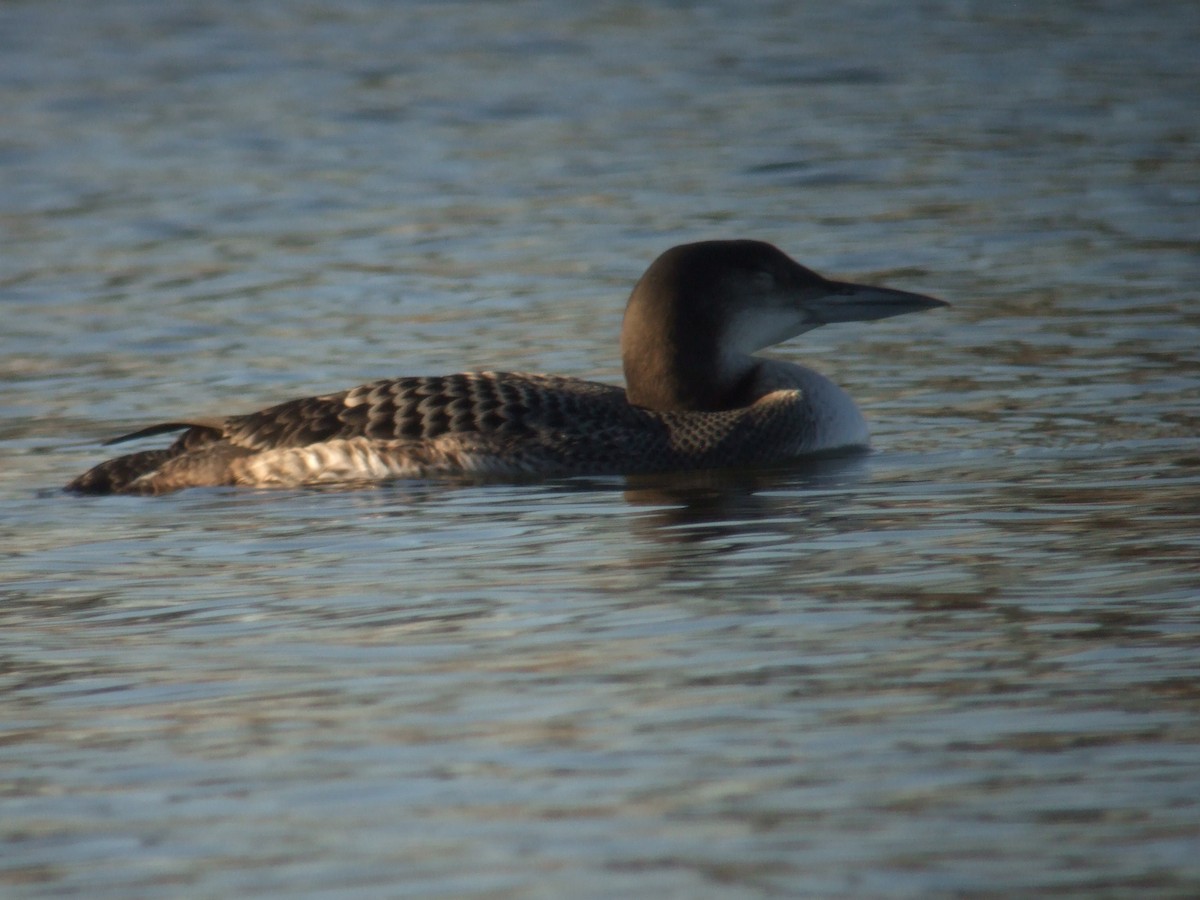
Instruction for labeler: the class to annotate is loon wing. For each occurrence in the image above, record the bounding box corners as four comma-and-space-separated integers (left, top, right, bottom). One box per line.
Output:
221, 372, 636, 451
93, 372, 636, 458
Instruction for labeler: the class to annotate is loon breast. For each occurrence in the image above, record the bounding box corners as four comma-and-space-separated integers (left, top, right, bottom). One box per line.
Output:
66, 240, 946, 495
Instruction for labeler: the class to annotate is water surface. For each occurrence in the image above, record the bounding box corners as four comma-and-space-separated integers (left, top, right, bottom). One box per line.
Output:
3, 1, 1199, 896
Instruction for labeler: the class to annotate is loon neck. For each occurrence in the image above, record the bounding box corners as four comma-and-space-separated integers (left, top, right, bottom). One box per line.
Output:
620, 284, 756, 411
622, 323, 764, 412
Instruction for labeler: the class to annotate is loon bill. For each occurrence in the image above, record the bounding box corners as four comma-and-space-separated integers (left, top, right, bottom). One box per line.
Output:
66, 240, 947, 495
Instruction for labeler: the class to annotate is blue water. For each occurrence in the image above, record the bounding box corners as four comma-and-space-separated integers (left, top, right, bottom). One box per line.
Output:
3, 1, 1199, 896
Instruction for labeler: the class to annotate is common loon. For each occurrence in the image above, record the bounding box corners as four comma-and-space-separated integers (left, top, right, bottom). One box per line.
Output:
66, 240, 946, 495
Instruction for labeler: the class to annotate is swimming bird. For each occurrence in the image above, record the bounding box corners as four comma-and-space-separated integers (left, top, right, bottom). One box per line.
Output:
66, 240, 946, 494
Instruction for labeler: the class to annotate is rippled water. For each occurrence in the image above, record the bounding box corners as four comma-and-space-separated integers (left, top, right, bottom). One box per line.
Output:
3, 0, 1199, 896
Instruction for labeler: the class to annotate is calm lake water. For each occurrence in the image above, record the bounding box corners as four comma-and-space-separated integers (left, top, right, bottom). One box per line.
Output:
3, 0, 1199, 896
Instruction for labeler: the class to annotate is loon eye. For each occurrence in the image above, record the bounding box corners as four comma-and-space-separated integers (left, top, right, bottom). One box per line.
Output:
750, 269, 776, 290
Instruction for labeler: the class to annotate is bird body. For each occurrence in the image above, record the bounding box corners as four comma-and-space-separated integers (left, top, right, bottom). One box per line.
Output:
67, 241, 945, 495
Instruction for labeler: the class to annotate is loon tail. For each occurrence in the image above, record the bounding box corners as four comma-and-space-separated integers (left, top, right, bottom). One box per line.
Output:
67, 448, 178, 494
67, 420, 226, 494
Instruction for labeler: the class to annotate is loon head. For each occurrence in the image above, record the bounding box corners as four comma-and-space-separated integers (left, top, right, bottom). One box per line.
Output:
620, 240, 947, 411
